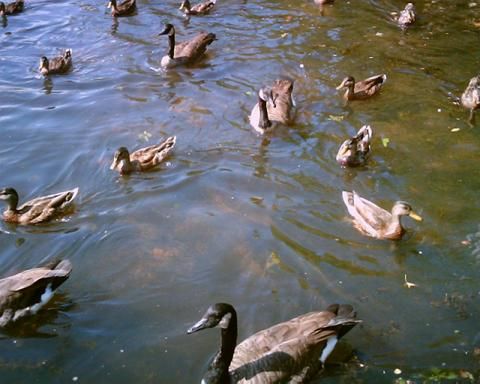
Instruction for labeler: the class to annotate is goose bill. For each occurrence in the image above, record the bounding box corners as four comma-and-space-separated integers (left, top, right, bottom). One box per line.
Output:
187, 317, 210, 334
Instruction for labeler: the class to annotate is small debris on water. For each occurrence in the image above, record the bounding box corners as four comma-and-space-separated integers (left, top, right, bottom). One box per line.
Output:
450, 127, 460, 132
404, 274, 417, 289
394, 368, 402, 375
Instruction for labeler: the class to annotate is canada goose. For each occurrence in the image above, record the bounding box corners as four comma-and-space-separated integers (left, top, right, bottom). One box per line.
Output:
396, 3, 416, 26
0, 259, 72, 327
249, 79, 295, 134
336, 125, 372, 167
188, 302, 360, 383
110, 136, 176, 174
0, 187, 79, 225
342, 191, 422, 240
179, 0, 215, 16
107, 0, 136, 17
0, 0, 23, 16
336, 74, 387, 101
158, 23, 216, 69
461, 75, 480, 124
39, 49, 72, 76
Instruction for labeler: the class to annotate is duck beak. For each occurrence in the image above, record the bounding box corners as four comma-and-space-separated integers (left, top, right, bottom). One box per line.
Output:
409, 211, 423, 222
110, 158, 119, 170
336, 81, 346, 90
187, 317, 210, 334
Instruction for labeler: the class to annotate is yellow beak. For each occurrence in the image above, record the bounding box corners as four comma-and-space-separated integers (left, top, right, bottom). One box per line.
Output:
409, 211, 423, 222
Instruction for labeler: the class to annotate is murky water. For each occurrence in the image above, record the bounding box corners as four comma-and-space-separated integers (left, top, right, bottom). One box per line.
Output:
1, 0, 479, 382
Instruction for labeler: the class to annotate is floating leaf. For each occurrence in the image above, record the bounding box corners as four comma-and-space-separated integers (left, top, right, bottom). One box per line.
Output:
382, 137, 390, 147
327, 114, 344, 122
280, 32, 288, 38
450, 127, 460, 132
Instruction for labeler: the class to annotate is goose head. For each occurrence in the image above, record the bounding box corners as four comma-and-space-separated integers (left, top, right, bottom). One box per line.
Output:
336, 76, 355, 91
391, 201, 422, 221
110, 147, 131, 171
159, 23, 175, 37
188, 303, 236, 333
0, 188, 19, 211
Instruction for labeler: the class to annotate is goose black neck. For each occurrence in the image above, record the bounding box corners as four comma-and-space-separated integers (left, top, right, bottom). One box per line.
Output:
168, 34, 175, 59
258, 96, 271, 130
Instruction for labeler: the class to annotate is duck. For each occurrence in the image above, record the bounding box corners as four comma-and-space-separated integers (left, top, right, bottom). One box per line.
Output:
0, 259, 72, 327
188, 302, 360, 383
179, 0, 215, 16
107, 0, 136, 17
110, 136, 176, 175
0, 187, 79, 225
39, 49, 72, 76
249, 79, 295, 134
336, 125, 372, 167
342, 191, 422, 240
314, 0, 334, 5
0, 0, 23, 16
461, 75, 480, 124
158, 23, 216, 69
336, 74, 387, 101
396, 3, 416, 26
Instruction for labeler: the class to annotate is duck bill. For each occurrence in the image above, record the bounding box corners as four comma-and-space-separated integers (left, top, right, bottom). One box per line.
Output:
187, 317, 210, 334
409, 211, 423, 222
336, 81, 346, 90
110, 159, 119, 170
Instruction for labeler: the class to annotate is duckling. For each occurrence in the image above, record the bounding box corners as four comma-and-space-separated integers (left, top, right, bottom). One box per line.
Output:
110, 136, 176, 175
249, 80, 295, 134
396, 3, 416, 26
461, 75, 480, 124
0, 187, 79, 225
107, 0, 136, 17
342, 191, 422, 240
39, 49, 72, 76
179, 0, 215, 16
158, 23, 216, 69
336, 74, 387, 101
0, 259, 72, 327
188, 302, 360, 384
336, 125, 372, 167
0, 0, 23, 16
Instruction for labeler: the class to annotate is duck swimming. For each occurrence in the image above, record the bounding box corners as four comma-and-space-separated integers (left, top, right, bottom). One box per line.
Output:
396, 3, 416, 27
461, 75, 480, 124
179, 0, 215, 16
336, 125, 372, 167
336, 74, 387, 101
39, 49, 72, 76
107, 0, 136, 17
0, 0, 23, 16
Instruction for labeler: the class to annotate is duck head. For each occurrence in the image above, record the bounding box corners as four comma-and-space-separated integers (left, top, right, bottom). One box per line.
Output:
39, 56, 49, 74
179, 0, 191, 12
336, 76, 355, 90
110, 147, 130, 171
0, 2, 5, 16
0, 188, 19, 210
392, 201, 422, 221
107, 0, 116, 9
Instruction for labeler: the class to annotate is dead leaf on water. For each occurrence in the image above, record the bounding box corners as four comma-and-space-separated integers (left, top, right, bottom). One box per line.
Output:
404, 274, 417, 288
382, 137, 390, 147
327, 114, 344, 122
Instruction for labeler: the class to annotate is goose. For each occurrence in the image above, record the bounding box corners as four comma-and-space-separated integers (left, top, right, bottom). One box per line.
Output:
249, 79, 295, 134
461, 75, 480, 124
39, 49, 72, 76
0, 259, 72, 327
188, 302, 360, 383
0, 187, 79, 225
336, 125, 372, 167
336, 74, 387, 101
396, 3, 416, 26
107, 0, 136, 17
110, 136, 176, 174
179, 0, 216, 16
158, 23, 216, 69
0, 0, 23, 16
342, 191, 422, 240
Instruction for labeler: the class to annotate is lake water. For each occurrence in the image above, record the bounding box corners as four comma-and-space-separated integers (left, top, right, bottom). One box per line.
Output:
0, 0, 479, 383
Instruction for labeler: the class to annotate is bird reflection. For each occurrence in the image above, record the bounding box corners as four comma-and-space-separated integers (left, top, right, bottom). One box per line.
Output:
111, 17, 119, 35
42, 77, 53, 95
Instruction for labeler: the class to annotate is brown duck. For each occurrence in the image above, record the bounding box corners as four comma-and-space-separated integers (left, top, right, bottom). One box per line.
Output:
110, 136, 176, 174
39, 49, 72, 76
0, 0, 23, 16
179, 0, 215, 16
461, 75, 480, 124
158, 23, 216, 69
0, 259, 72, 327
396, 3, 416, 26
107, 0, 136, 17
342, 191, 422, 240
336, 74, 387, 101
336, 125, 372, 167
188, 302, 360, 383
0, 187, 79, 225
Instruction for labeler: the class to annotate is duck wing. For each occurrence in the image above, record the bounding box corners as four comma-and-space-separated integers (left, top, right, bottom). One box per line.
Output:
354, 74, 386, 97
6, 0, 24, 14
268, 79, 295, 124
130, 136, 176, 169
174, 32, 216, 60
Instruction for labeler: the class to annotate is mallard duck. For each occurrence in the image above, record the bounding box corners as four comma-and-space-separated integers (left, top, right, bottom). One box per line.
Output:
179, 0, 215, 16
158, 23, 216, 69
39, 49, 72, 76
107, 0, 136, 17
396, 3, 416, 26
188, 302, 360, 384
461, 75, 480, 124
342, 191, 422, 240
0, 0, 23, 16
314, 0, 334, 5
110, 136, 176, 174
0, 259, 72, 327
249, 79, 295, 134
0, 187, 79, 225
336, 74, 387, 101
336, 125, 372, 167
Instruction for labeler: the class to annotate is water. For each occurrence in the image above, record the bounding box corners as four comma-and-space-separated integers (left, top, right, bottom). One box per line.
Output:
0, 0, 479, 382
